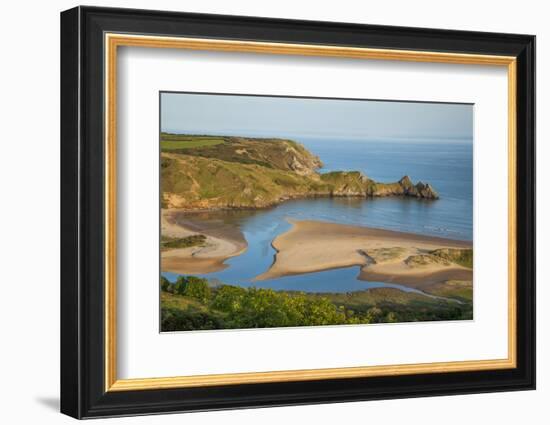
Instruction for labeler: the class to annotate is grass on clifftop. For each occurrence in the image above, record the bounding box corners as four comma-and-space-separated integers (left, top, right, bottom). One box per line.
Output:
160, 133, 225, 150
167, 135, 322, 172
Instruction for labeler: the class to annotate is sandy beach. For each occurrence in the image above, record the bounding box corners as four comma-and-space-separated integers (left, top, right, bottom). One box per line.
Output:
161, 209, 247, 274
254, 219, 472, 289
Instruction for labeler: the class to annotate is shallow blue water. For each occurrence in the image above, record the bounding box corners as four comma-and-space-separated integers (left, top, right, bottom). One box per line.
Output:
163, 139, 472, 293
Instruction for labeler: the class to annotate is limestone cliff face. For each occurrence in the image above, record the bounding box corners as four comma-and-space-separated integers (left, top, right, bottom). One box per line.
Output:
161, 137, 439, 210
320, 172, 438, 200
377, 175, 438, 199
414, 181, 439, 199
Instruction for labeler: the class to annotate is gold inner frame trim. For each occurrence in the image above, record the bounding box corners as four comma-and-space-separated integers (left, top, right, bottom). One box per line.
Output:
104, 33, 518, 392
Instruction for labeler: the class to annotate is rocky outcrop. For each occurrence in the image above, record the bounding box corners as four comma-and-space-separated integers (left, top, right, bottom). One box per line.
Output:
321, 172, 439, 200
414, 181, 439, 199
399, 175, 439, 199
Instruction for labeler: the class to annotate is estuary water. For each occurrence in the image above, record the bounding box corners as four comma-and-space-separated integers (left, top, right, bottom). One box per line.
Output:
162, 138, 473, 293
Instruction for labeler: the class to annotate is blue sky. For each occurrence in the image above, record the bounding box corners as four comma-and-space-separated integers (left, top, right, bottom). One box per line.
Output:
161, 92, 473, 142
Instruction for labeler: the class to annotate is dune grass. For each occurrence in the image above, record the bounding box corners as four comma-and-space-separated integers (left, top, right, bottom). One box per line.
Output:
430, 248, 473, 269
161, 234, 207, 250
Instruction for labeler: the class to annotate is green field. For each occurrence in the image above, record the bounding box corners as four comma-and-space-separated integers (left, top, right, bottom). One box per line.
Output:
160, 133, 225, 150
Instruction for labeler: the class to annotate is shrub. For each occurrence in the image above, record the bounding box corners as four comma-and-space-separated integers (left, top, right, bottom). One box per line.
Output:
174, 276, 188, 295
160, 276, 171, 292
172, 276, 211, 302
185, 276, 211, 302
210, 285, 345, 328
210, 285, 247, 312
161, 307, 222, 331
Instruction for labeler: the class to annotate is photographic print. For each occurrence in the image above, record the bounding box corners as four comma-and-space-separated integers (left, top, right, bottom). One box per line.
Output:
159, 92, 474, 332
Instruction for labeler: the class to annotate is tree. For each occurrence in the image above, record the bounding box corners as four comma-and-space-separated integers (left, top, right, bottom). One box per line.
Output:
174, 276, 188, 295
211, 285, 247, 312
185, 276, 211, 302
160, 276, 171, 292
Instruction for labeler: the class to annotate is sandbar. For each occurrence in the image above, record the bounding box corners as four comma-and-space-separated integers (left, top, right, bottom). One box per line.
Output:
161, 209, 247, 274
254, 219, 472, 289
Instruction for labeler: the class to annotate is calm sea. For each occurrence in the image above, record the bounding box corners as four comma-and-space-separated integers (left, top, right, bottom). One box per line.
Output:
162, 138, 473, 293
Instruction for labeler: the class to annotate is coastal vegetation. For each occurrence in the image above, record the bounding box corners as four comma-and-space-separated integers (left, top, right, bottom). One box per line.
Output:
161, 234, 207, 250
425, 280, 473, 303
403, 248, 473, 269
160, 275, 473, 331
430, 248, 473, 269
160, 134, 438, 210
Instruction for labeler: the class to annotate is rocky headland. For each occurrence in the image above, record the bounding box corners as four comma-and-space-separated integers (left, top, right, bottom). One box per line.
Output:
161, 135, 439, 211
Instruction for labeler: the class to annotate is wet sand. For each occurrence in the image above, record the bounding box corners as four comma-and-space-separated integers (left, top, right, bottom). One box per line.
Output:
254, 219, 472, 287
161, 209, 247, 274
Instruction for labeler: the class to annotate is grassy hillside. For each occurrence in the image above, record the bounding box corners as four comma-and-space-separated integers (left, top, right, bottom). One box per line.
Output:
163, 134, 323, 174
161, 134, 439, 210
161, 153, 329, 209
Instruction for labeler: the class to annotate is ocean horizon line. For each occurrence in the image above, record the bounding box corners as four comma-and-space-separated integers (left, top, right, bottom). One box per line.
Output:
160, 129, 473, 145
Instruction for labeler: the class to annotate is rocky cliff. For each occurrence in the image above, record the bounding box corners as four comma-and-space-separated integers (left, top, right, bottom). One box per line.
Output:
319, 172, 438, 199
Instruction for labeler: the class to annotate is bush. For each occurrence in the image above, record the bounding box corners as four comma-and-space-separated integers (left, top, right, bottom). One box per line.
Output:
173, 276, 211, 302
210, 285, 247, 312
365, 307, 384, 323
161, 307, 222, 331
161, 276, 473, 331
185, 276, 211, 302
160, 276, 171, 292
210, 285, 345, 328
174, 276, 188, 295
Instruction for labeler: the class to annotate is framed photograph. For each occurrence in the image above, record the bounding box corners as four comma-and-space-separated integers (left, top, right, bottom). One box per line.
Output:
60, 6, 535, 419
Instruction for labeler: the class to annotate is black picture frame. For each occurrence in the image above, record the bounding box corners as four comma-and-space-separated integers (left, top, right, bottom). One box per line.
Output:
61, 5, 535, 419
